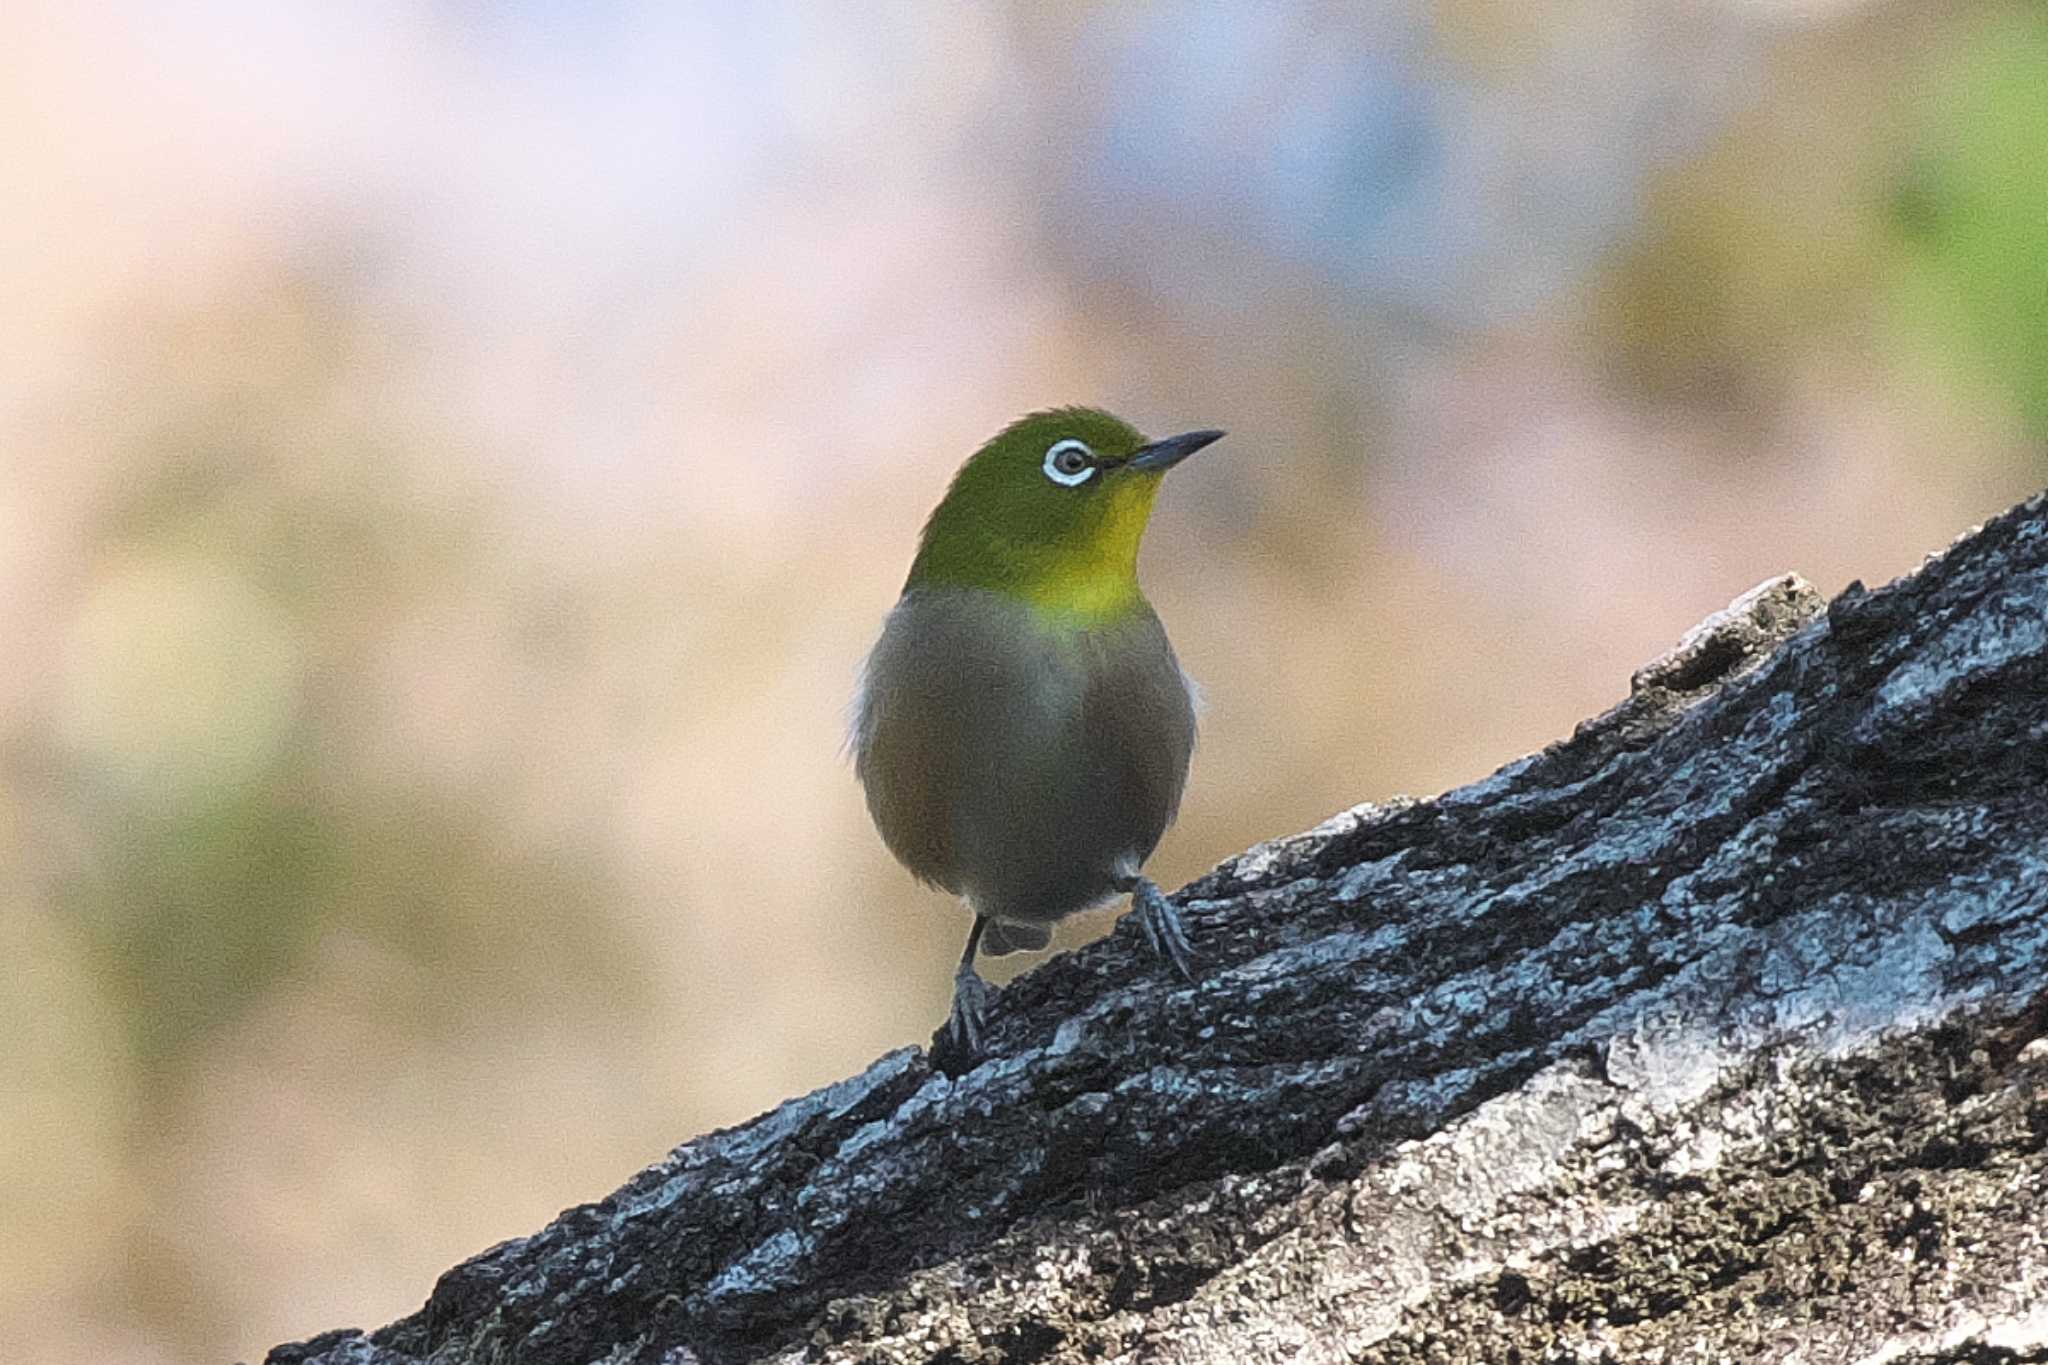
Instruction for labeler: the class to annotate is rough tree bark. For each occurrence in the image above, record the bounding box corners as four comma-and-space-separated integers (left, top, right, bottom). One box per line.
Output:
269, 493, 2048, 1365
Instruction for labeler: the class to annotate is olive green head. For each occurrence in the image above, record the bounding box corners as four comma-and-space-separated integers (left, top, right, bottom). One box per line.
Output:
906, 407, 1223, 623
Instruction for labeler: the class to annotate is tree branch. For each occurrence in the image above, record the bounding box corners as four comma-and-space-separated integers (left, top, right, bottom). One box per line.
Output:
267, 492, 2048, 1365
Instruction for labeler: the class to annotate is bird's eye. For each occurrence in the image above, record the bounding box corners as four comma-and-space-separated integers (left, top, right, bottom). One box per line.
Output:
1043, 439, 1096, 487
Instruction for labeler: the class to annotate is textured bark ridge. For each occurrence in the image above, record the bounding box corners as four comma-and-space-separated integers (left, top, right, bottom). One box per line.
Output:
268, 494, 2048, 1365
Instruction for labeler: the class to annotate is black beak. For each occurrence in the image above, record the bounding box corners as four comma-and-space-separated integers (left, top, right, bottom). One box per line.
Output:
1126, 428, 1226, 473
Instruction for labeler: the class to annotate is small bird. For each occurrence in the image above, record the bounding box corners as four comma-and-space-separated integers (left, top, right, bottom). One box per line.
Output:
852, 407, 1223, 1056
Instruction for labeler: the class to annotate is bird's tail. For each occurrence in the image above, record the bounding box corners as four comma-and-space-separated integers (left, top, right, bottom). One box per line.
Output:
981, 920, 1052, 955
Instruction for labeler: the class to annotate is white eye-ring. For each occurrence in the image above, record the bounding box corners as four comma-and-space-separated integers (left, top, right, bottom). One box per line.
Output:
1043, 439, 1096, 486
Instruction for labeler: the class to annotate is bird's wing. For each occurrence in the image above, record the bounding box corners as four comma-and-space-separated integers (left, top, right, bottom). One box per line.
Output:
852, 591, 984, 892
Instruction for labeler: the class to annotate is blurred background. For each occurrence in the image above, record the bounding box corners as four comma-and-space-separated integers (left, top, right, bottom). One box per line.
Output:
4, 0, 2045, 1359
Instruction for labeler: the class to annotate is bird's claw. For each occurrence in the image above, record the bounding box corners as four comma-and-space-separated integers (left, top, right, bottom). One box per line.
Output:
1132, 877, 1197, 982
941, 967, 996, 1063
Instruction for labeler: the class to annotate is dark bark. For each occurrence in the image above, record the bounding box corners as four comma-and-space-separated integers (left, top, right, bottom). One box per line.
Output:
267, 492, 2048, 1365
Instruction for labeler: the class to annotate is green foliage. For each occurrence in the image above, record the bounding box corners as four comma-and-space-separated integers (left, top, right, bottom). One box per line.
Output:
1886, 10, 2048, 447
69, 789, 334, 1080
32, 290, 649, 1088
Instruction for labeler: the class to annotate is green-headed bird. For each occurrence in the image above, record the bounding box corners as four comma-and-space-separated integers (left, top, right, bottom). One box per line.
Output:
853, 407, 1224, 1056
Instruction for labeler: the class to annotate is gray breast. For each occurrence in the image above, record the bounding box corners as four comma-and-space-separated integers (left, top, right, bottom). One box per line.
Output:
853, 586, 1195, 925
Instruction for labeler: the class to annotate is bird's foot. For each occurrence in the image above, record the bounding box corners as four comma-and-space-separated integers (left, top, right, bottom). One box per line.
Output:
940, 965, 997, 1063
1128, 875, 1197, 981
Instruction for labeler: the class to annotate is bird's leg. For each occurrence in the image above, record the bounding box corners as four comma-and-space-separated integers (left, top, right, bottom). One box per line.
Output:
943, 914, 996, 1057
1115, 872, 1197, 982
